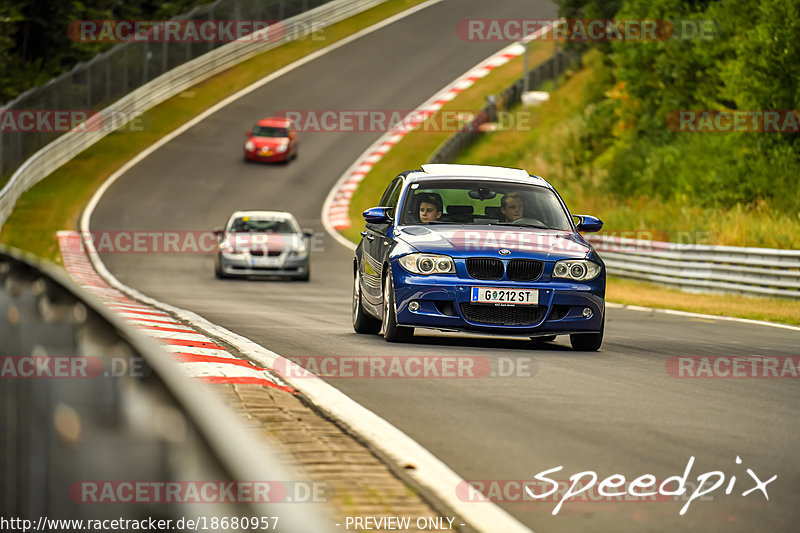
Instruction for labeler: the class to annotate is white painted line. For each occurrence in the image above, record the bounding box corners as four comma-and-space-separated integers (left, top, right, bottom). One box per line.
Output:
179, 362, 273, 379
141, 329, 212, 340
606, 302, 800, 331
160, 345, 234, 358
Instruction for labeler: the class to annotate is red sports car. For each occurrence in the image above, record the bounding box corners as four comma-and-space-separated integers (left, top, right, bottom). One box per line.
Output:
243, 117, 298, 163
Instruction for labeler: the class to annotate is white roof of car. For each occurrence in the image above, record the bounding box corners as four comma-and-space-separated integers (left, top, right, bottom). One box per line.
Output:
420, 164, 531, 180
230, 210, 294, 220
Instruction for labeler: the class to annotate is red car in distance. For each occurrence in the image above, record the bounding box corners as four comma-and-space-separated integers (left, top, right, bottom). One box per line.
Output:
243, 117, 298, 163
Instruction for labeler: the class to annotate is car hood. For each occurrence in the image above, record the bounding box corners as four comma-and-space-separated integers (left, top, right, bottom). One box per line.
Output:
248, 136, 289, 147
394, 225, 591, 260
222, 232, 302, 251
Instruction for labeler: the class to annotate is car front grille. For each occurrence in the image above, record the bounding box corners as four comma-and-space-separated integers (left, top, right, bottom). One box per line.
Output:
459, 303, 546, 326
249, 250, 282, 257
465, 258, 503, 280
506, 259, 543, 281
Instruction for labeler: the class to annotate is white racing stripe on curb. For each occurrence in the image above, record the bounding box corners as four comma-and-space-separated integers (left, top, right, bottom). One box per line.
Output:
606, 302, 800, 331
57, 231, 290, 391
73, 4, 535, 532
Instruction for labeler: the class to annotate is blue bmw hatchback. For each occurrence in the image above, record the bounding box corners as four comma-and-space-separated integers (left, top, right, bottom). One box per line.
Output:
352, 164, 606, 350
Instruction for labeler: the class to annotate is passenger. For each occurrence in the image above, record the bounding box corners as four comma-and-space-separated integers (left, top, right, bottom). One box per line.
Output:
501, 192, 524, 222
418, 194, 443, 223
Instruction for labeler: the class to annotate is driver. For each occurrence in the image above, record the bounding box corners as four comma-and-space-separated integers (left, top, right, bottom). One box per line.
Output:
501, 192, 524, 222
418, 194, 443, 223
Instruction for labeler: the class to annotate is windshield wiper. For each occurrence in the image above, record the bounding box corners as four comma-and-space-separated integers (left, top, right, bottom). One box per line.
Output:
508, 222, 557, 230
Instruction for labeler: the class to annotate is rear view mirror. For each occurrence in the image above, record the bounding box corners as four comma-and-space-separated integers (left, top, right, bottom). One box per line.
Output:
468, 188, 496, 200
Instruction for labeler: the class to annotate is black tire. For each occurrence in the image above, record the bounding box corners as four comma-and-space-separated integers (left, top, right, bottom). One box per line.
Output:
352, 267, 380, 334
214, 256, 228, 279
294, 263, 310, 281
570, 315, 604, 351
382, 269, 413, 342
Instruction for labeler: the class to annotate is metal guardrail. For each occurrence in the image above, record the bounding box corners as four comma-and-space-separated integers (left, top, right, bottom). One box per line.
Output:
0, 245, 335, 530
587, 235, 800, 299
0, 0, 390, 231
425, 48, 800, 300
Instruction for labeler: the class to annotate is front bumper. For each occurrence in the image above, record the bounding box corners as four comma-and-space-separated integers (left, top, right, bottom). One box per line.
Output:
244, 149, 290, 162
390, 269, 604, 336
219, 252, 308, 277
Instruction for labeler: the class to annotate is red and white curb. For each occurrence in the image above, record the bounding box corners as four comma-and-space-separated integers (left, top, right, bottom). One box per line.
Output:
57, 230, 294, 393
323, 25, 552, 237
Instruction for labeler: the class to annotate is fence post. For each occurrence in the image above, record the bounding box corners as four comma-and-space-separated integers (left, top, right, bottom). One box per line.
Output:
522, 40, 529, 94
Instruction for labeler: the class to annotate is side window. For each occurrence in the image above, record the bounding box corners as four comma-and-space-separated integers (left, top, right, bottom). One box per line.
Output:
379, 178, 402, 207
385, 181, 402, 209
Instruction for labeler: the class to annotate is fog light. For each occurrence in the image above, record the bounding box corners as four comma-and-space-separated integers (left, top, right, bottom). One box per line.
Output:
582, 307, 593, 318
409, 301, 420, 311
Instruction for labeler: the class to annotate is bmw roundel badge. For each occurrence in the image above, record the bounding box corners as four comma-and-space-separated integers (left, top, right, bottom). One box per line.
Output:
499, 249, 511, 255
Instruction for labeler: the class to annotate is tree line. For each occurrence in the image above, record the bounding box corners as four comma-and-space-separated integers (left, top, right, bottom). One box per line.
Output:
0, 0, 199, 104
558, 0, 800, 214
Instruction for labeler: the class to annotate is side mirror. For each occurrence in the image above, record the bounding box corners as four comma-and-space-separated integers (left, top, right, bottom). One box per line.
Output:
573, 215, 603, 233
289, 131, 297, 139
213, 227, 225, 237
302, 228, 314, 238
245, 130, 252, 137
363, 207, 393, 224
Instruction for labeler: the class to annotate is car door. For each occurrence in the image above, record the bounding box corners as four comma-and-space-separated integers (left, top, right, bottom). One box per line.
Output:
361, 177, 403, 304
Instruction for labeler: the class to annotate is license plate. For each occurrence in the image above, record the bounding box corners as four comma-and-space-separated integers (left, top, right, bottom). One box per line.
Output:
259, 148, 273, 156
470, 287, 538, 305
251, 256, 280, 267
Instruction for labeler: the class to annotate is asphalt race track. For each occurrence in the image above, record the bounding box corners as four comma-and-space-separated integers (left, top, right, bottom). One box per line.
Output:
90, 1, 800, 531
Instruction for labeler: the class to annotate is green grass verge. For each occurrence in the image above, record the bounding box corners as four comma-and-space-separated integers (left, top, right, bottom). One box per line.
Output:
0, 0, 429, 263
608, 276, 800, 326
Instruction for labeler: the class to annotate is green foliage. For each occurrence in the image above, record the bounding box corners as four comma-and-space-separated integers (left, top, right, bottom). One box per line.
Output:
560, 0, 800, 216
1, 0, 200, 103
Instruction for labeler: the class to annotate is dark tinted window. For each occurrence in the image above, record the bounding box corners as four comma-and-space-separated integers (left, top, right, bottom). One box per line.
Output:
229, 217, 296, 234
252, 126, 288, 138
399, 179, 573, 230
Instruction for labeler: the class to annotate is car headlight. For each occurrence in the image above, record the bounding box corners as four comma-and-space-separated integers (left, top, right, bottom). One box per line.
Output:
219, 242, 244, 256
552, 259, 602, 281
398, 253, 455, 275
289, 244, 308, 257
245, 141, 255, 151
275, 141, 289, 153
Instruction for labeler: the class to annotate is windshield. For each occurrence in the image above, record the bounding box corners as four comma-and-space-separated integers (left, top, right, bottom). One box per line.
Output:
251, 125, 288, 138
398, 179, 573, 230
228, 217, 297, 234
